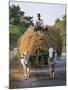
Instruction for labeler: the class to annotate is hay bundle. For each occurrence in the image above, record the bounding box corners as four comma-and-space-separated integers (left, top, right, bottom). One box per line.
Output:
17, 26, 62, 66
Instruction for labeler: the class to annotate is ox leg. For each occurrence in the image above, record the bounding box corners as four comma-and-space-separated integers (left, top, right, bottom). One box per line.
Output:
50, 70, 55, 79
52, 71, 55, 79
22, 64, 27, 79
27, 67, 30, 79
23, 66, 30, 80
24, 67, 28, 80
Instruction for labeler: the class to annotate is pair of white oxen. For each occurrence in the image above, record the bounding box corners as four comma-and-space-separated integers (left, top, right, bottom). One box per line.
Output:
20, 47, 56, 80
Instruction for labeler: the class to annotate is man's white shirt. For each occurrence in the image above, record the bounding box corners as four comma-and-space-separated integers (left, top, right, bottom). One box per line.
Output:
36, 19, 44, 28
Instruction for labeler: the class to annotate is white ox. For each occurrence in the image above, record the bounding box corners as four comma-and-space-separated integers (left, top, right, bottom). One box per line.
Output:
48, 47, 56, 79
20, 50, 30, 80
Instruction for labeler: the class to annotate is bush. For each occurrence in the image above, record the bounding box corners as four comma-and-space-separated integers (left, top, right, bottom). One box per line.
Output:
9, 24, 25, 50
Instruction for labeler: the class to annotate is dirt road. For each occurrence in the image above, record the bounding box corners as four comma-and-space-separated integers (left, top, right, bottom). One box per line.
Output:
9, 55, 66, 89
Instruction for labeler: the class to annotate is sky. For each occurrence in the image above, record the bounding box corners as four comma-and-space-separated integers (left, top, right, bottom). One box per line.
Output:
10, 1, 66, 26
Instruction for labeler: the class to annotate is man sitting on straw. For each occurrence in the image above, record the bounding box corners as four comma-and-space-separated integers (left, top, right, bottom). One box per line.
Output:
34, 13, 48, 35
35, 13, 44, 31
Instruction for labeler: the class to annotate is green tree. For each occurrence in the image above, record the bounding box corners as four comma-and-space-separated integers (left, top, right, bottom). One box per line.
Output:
54, 15, 66, 52
20, 16, 34, 29
9, 5, 34, 49
9, 5, 25, 25
9, 5, 34, 27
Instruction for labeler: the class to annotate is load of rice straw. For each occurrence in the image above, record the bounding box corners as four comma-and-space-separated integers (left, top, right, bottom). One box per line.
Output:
17, 26, 62, 65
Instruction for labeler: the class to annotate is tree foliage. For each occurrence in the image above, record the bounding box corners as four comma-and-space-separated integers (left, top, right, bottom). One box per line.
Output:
54, 15, 66, 52
9, 5, 34, 49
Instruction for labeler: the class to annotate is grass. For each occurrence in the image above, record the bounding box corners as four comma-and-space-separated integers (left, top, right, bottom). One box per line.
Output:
9, 68, 24, 81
